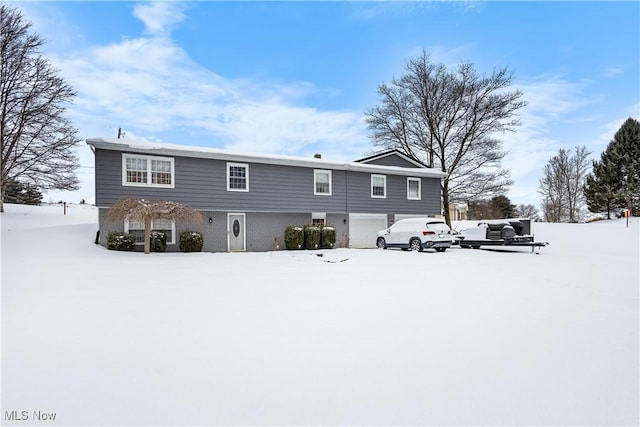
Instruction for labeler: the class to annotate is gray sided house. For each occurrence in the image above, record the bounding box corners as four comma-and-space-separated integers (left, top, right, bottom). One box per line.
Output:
88, 138, 447, 252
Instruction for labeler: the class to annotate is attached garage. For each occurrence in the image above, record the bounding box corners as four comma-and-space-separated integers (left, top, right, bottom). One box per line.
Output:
349, 213, 388, 248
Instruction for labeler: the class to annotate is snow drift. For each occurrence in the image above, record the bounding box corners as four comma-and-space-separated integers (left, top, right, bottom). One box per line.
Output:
1, 204, 638, 426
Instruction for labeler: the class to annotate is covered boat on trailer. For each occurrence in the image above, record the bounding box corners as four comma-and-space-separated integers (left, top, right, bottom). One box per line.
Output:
455, 218, 548, 252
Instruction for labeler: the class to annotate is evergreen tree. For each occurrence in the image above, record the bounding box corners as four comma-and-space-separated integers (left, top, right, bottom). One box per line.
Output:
613, 118, 640, 213
3, 177, 42, 205
491, 195, 516, 218
584, 118, 640, 216
584, 151, 624, 219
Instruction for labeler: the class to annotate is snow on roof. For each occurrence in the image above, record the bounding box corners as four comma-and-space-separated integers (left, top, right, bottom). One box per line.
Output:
86, 138, 447, 178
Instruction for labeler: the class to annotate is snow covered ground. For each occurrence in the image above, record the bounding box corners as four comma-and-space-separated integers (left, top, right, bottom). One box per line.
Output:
1, 203, 638, 426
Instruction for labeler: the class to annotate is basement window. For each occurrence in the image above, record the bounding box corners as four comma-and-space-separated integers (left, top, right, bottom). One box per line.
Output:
125, 218, 176, 245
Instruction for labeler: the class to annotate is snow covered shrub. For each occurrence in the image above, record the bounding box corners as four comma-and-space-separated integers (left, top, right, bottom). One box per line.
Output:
179, 231, 204, 252
284, 226, 304, 250
319, 225, 336, 249
304, 225, 321, 250
106, 232, 135, 251
150, 230, 167, 252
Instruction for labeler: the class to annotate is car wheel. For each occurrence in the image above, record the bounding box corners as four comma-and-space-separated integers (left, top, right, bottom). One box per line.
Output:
409, 238, 423, 252
376, 237, 387, 249
436, 247, 447, 252
472, 245, 480, 249
460, 244, 470, 249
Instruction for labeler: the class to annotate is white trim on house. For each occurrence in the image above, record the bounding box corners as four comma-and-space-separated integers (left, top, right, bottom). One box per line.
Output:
371, 174, 387, 198
122, 153, 175, 188
312, 212, 326, 225
407, 177, 421, 200
227, 162, 249, 192
91, 139, 446, 179
314, 169, 332, 196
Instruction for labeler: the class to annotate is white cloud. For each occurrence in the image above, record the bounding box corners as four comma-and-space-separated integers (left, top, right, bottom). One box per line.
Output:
516, 74, 591, 120
132, 2, 189, 37
220, 103, 368, 159
602, 66, 624, 78
352, 2, 433, 21
51, 21, 368, 158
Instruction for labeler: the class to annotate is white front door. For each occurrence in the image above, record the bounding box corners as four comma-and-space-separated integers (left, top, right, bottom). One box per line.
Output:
228, 213, 246, 252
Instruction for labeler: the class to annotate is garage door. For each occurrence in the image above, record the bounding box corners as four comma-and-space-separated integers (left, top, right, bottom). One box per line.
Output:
349, 214, 388, 248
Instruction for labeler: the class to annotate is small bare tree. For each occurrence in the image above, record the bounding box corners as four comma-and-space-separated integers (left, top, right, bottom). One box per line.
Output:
515, 204, 539, 220
538, 146, 591, 222
539, 152, 566, 222
106, 199, 204, 254
0, 4, 81, 212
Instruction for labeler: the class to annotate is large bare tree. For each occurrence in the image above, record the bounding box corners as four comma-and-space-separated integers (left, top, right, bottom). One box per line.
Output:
106, 199, 204, 254
366, 51, 526, 226
1, 4, 80, 212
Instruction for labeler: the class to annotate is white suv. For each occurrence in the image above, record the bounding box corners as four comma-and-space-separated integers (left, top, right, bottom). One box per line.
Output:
376, 217, 453, 252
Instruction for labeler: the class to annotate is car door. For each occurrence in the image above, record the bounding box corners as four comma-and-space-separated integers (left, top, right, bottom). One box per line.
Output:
380, 222, 396, 245
386, 221, 407, 245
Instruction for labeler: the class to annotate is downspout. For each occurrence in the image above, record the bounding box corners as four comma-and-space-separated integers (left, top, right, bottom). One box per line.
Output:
345, 169, 349, 246
345, 169, 348, 213
88, 142, 100, 244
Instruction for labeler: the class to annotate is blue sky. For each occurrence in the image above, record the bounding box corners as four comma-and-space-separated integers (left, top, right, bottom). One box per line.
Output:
13, 1, 640, 208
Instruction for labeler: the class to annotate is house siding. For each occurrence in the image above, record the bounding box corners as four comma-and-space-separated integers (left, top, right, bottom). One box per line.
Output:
202, 211, 317, 252
99, 208, 348, 252
96, 149, 348, 213
345, 171, 441, 216
95, 148, 439, 215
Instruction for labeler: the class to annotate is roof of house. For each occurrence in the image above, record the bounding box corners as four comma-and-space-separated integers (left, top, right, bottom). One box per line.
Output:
356, 149, 429, 168
86, 138, 447, 179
